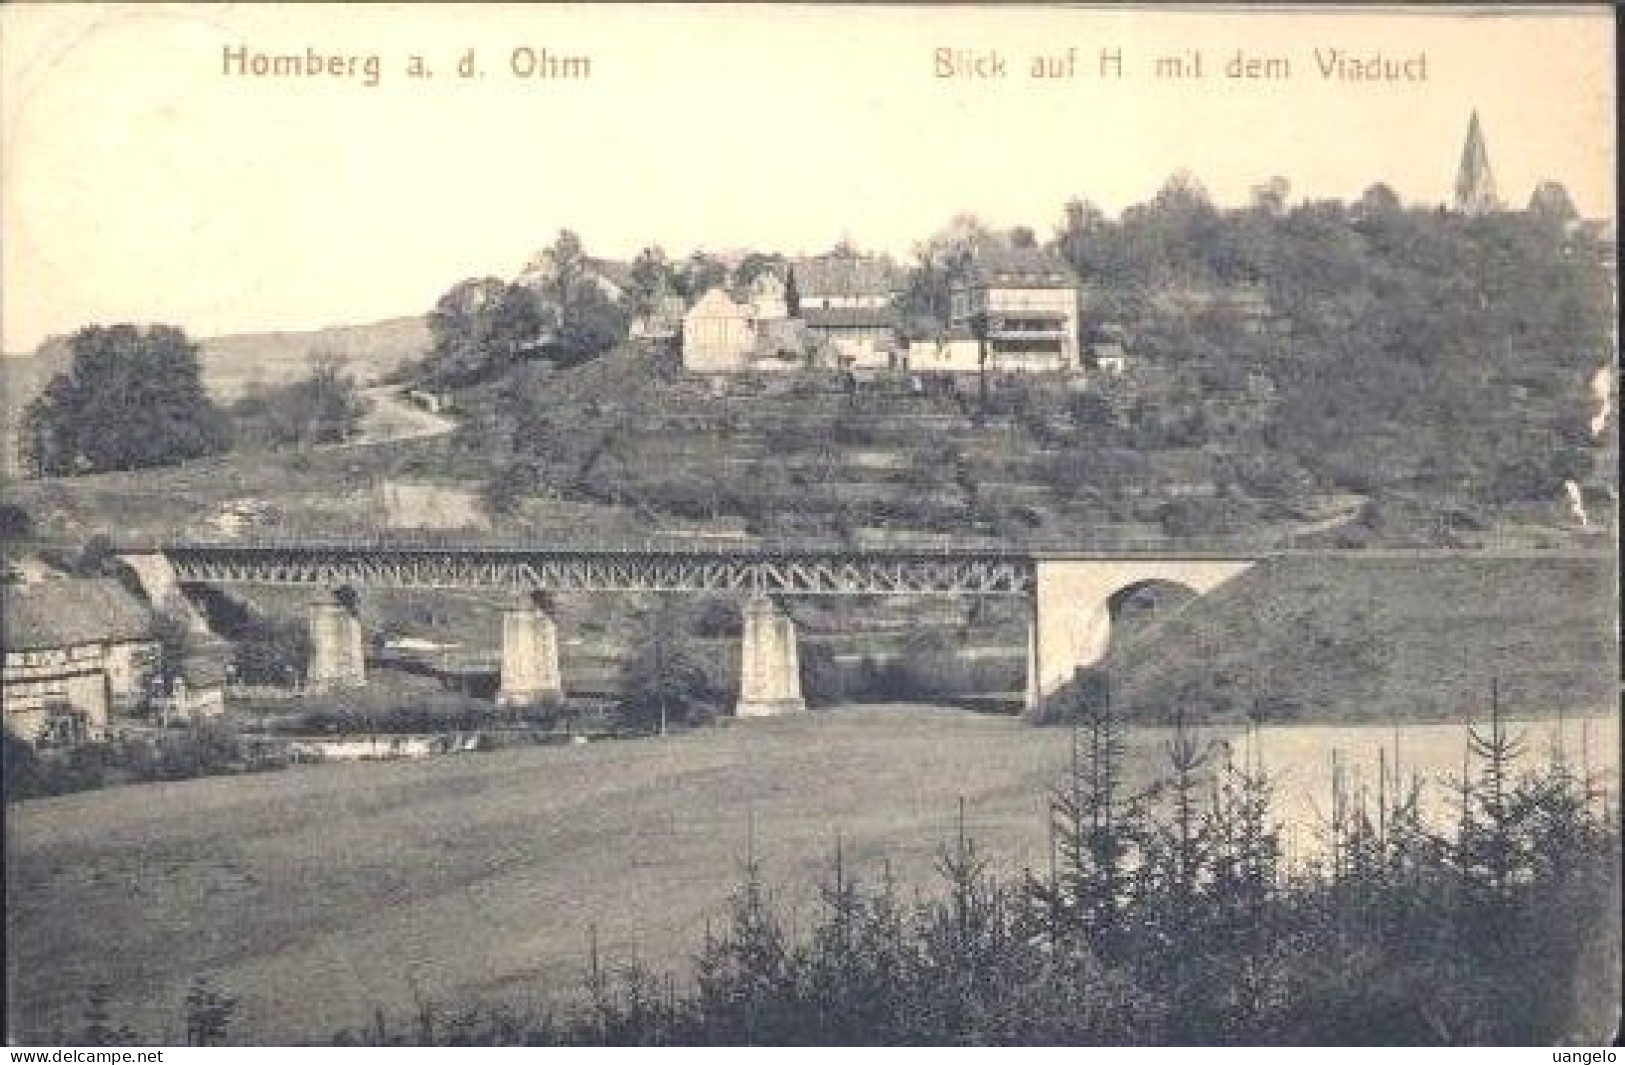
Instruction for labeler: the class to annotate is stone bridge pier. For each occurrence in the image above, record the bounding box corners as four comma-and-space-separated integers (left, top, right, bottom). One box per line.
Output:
1025, 559, 1254, 718
498, 598, 563, 708
736, 593, 806, 717
307, 594, 366, 691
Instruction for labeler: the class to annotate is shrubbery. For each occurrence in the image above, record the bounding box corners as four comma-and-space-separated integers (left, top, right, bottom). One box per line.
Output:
618, 606, 726, 731
230, 357, 371, 449
1156, 495, 1244, 538
289, 690, 497, 736
3, 719, 279, 802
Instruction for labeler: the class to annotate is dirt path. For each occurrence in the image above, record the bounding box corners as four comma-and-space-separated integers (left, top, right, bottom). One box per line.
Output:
338, 387, 456, 448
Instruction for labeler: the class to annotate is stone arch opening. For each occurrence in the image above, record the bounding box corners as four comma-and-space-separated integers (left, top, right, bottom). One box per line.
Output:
1026, 559, 1256, 718
1105, 579, 1201, 652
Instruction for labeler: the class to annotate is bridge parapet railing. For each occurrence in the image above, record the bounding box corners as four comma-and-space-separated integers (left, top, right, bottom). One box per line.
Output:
142, 530, 1295, 558
78, 526, 1612, 560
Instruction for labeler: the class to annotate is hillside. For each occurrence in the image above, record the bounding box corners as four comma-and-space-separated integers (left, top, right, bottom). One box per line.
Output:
1, 316, 430, 475
9, 314, 429, 401
455, 347, 1609, 552
1104, 552, 1618, 724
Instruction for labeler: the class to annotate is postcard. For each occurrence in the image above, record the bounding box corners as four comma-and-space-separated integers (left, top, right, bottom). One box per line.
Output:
2, 3, 1617, 1048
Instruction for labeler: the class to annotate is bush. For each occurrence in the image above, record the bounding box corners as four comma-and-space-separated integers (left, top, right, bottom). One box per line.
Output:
1156, 496, 1241, 538
798, 643, 846, 707
618, 608, 720, 731
5, 720, 280, 801
231, 357, 371, 450
689, 598, 741, 638
0, 502, 33, 542
295, 690, 494, 735
2, 728, 46, 800
230, 615, 310, 686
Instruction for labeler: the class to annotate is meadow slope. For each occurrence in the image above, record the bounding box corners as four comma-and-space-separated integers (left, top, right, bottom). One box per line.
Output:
8, 705, 1617, 1044
6, 707, 1084, 1043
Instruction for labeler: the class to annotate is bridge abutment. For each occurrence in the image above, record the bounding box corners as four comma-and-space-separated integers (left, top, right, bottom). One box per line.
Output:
1024, 560, 1253, 720
307, 597, 365, 691
736, 594, 805, 718
497, 603, 563, 708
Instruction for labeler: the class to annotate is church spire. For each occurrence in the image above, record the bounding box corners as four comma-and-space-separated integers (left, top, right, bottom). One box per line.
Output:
1454, 109, 1500, 215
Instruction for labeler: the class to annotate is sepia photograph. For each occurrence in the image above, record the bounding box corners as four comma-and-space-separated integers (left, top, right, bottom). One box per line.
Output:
1, 2, 1618, 1048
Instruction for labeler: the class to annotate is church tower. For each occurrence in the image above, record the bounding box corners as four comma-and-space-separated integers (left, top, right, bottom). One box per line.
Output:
1453, 110, 1500, 215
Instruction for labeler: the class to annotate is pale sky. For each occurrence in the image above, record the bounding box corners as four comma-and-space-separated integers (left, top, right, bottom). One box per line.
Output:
1, 3, 1614, 352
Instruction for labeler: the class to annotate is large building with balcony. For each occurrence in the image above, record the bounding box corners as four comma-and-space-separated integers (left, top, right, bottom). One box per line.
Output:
949, 244, 1082, 374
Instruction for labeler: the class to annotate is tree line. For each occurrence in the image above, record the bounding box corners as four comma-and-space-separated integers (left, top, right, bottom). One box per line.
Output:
20, 171, 1611, 516
18, 327, 370, 478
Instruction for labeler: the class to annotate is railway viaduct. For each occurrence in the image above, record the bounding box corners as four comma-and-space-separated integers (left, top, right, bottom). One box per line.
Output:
122, 540, 1258, 718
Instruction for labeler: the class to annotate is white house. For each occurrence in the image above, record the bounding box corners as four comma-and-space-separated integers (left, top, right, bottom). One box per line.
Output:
682, 287, 758, 372
950, 244, 1082, 374
748, 271, 790, 322
906, 330, 983, 375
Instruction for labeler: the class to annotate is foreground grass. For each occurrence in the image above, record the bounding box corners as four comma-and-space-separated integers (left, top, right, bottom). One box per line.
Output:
12, 706, 1615, 1045
6, 706, 1092, 1043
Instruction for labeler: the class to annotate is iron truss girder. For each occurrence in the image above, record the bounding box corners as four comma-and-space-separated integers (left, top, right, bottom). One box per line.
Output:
162, 546, 1036, 596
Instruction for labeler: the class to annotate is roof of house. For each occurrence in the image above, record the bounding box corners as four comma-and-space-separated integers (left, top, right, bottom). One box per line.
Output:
963, 244, 1078, 288
750, 271, 788, 295
585, 257, 636, 294
685, 287, 752, 321
2, 578, 153, 652
791, 254, 898, 299
802, 306, 899, 330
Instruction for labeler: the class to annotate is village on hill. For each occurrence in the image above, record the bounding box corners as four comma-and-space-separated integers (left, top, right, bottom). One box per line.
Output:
0, 5, 1618, 1039
2, 112, 1617, 755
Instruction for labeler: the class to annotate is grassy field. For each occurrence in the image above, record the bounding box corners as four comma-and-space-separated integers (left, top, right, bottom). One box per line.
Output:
7, 704, 1617, 1044
5, 707, 1088, 1043
1109, 553, 1617, 724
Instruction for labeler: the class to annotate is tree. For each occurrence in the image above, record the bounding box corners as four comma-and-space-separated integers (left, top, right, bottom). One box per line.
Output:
1352, 182, 1403, 224
519, 229, 588, 304
900, 213, 995, 332
1526, 181, 1579, 225
426, 277, 550, 384
509, 230, 631, 364
677, 251, 729, 301
617, 605, 715, 731
628, 246, 677, 314
231, 354, 370, 448
1054, 198, 1112, 277
150, 603, 194, 688
556, 281, 630, 365
427, 277, 531, 385
732, 252, 785, 290
20, 324, 230, 477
